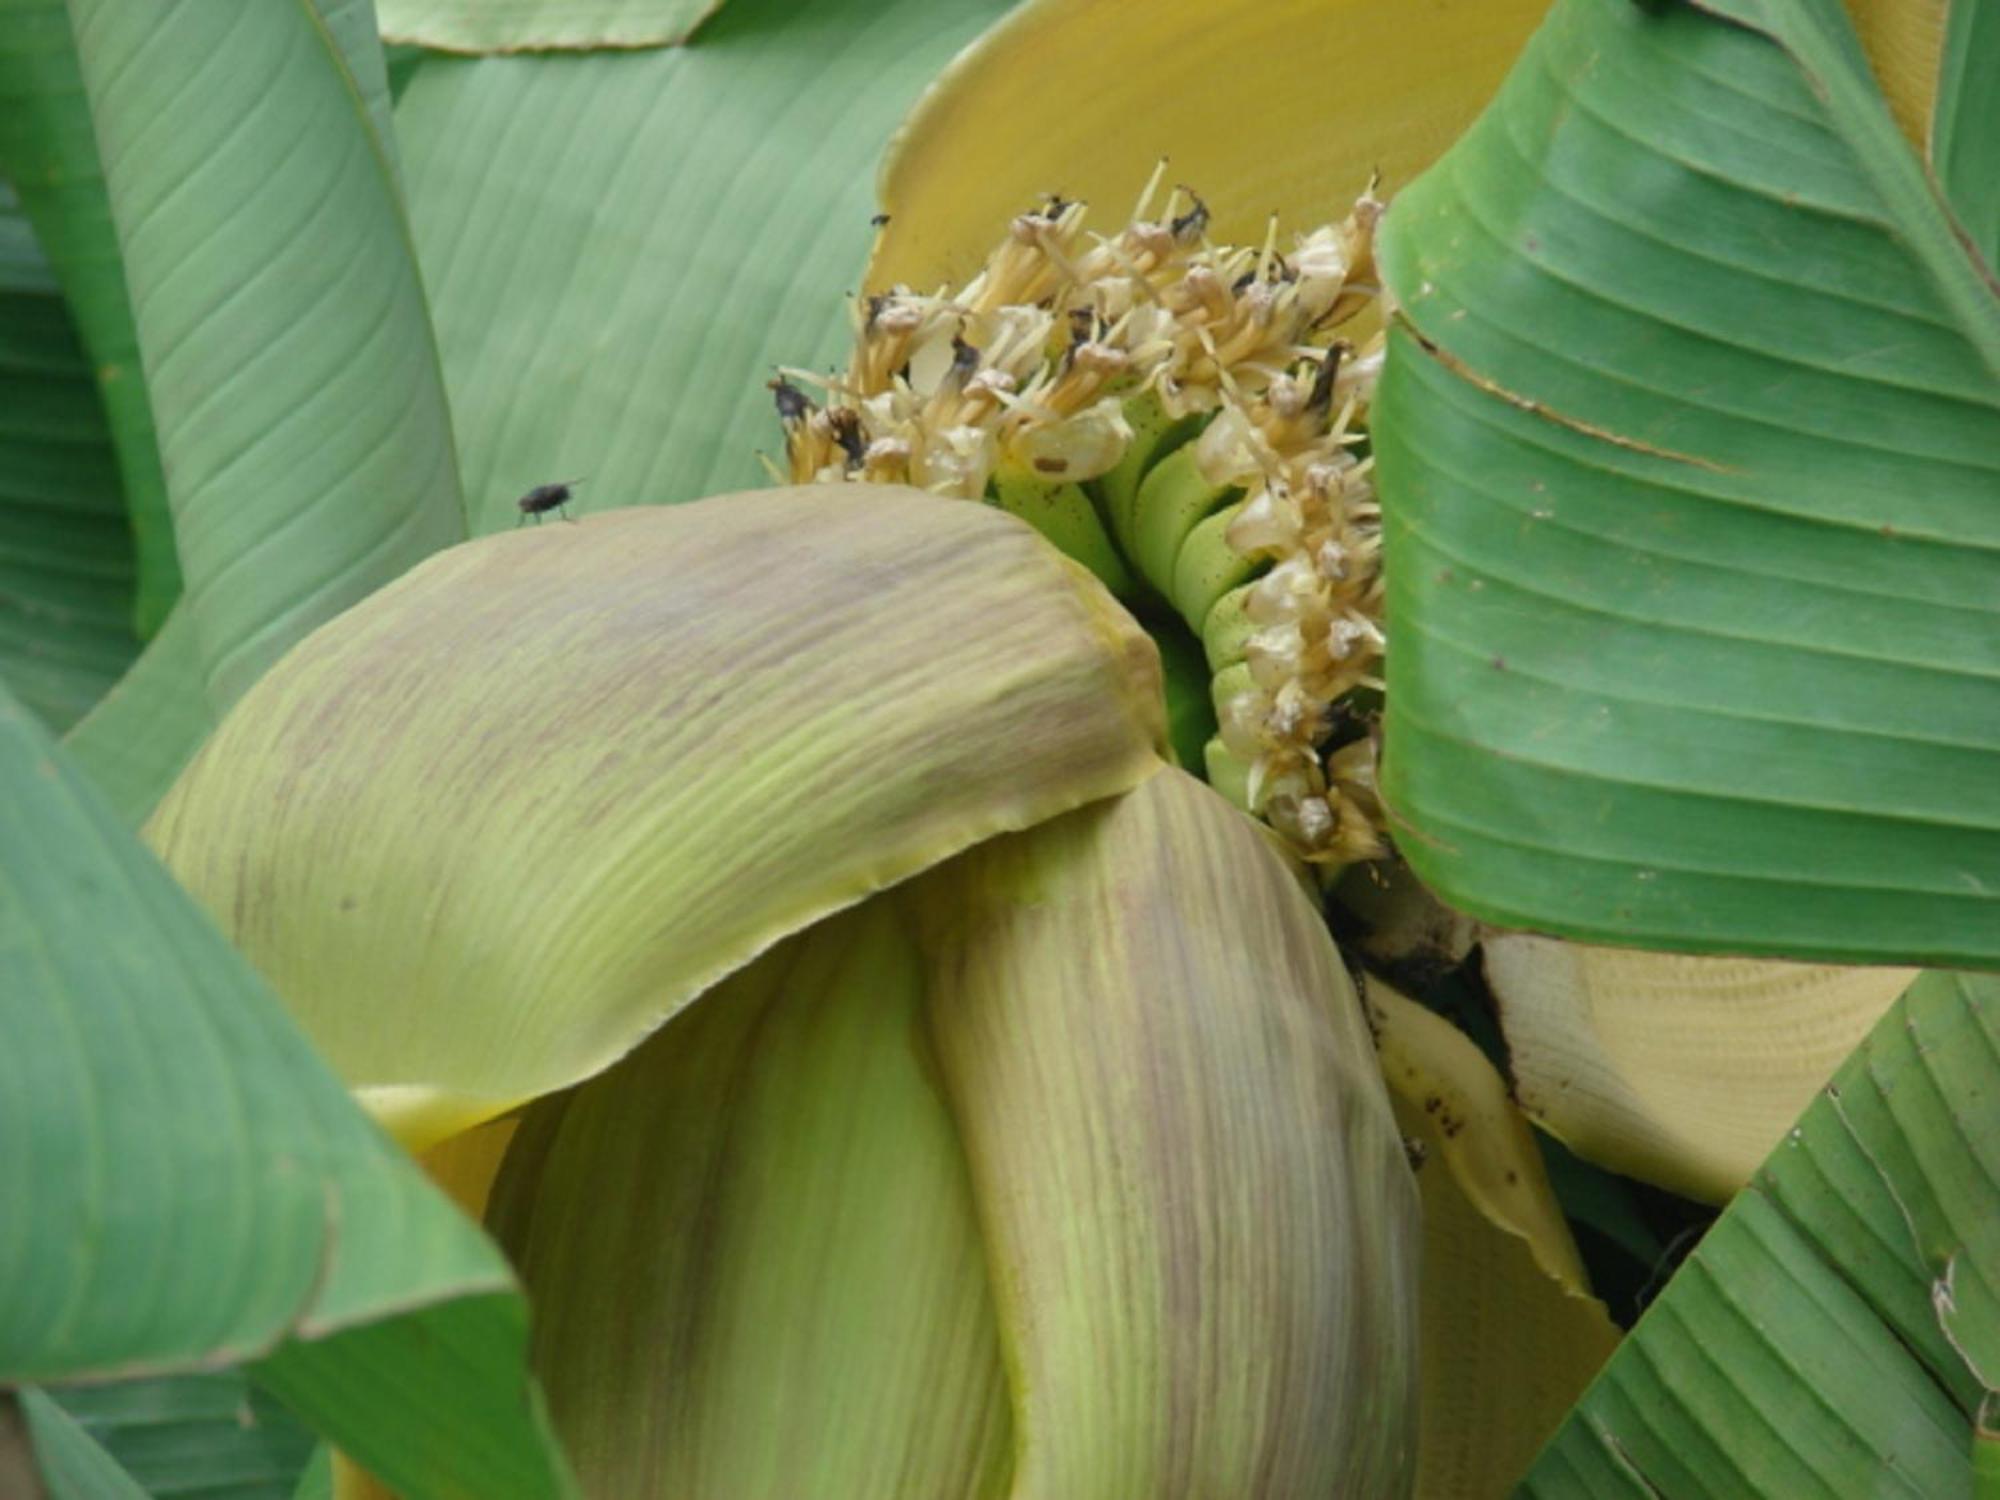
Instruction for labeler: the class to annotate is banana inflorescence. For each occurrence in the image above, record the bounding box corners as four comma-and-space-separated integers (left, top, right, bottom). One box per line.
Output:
773, 167, 1389, 865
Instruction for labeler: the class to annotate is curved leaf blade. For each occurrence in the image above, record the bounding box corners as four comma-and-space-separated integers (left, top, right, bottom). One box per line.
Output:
495, 768, 1422, 1497
316, 0, 403, 188
18, 1389, 147, 1500
909, 769, 1420, 1496
1484, 940, 1913, 1202
61, 604, 208, 826
0, 0, 175, 636
1367, 981, 1618, 1500
0, 184, 136, 731
1519, 972, 1999, 1497
146, 489, 1166, 1147
1934, 0, 2000, 266
66, 0, 463, 710
378, 0, 725, 51
0, 682, 571, 1500
488, 900, 1011, 1498
1375, 0, 2000, 965
869, 0, 1552, 292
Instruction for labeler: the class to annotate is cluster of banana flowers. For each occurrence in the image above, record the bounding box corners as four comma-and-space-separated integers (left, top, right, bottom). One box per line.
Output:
774, 171, 1391, 865
146, 491, 1420, 1497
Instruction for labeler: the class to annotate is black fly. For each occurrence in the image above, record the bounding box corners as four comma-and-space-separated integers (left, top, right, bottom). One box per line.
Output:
1170, 189, 1210, 242
517, 479, 583, 524
1307, 341, 1349, 416
768, 375, 813, 425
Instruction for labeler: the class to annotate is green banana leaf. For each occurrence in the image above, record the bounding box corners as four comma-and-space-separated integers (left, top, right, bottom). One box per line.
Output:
317, 0, 406, 184
1519, 970, 1999, 1496
1935, 0, 1998, 266
0, 0, 405, 664
1374, 0, 2000, 968
290, 1448, 333, 1500
0, 682, 572, 1500
0, 0, 175, 637
52, 0, 464, 819
15, 1390, 148, 1500
392, 0, 1010, 535
43, 1375, 316, 1500
59, 607, 208, 827
0, 183, 136, 731
377, 0, 726, 51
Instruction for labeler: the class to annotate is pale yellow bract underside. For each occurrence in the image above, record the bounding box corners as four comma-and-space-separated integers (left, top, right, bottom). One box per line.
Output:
147, 488, 1166, 1147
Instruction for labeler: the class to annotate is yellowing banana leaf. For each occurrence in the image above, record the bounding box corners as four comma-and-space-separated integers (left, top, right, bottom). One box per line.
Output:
1840, 0, 1949, 145
417, 1115, 521, 1219
869, 0, 1552, 290
392, 0, 1008, 534
1839, 0, 1998, 268
1484, 937, 1915, 1203
147, 487, 1166, 1148
1375, 0, 2000, 968
1368, 978, 1587, 1291
0, 682, 572, 1500
489, 768, 1418, 1498
378, 0, 725, 51
1367, 979, 1619, 1498
1520, 971, 1999, 1497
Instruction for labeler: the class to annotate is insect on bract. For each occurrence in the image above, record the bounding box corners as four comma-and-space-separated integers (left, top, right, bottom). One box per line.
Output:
517, 479, 584, 524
